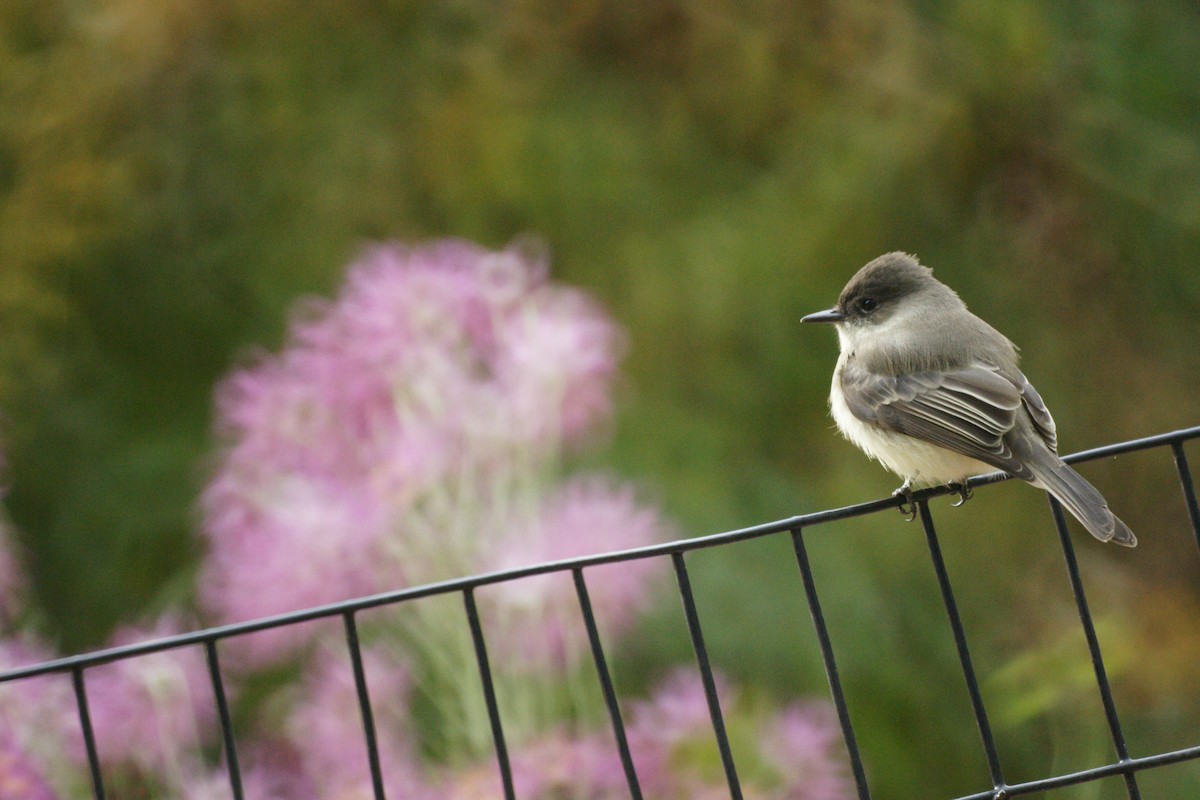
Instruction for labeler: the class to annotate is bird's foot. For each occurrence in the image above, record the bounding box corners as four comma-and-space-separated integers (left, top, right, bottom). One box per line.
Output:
949, 481, 973, 507
891, 479, 917, 521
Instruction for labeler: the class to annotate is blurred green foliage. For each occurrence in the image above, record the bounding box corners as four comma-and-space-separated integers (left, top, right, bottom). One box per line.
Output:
2, 0, 1200, 796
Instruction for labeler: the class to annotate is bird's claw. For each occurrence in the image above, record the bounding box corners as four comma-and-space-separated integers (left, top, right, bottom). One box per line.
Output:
950, 481, 973, 507
892, 480, 917, 521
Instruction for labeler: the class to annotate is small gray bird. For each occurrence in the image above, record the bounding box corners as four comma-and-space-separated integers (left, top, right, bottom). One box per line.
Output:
802, 252, 1136, 547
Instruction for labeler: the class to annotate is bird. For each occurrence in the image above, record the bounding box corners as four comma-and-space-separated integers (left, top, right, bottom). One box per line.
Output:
801, 251, 1136, 546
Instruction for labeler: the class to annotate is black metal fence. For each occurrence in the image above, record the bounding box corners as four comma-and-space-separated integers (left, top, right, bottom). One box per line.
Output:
3, 425, 1199, 799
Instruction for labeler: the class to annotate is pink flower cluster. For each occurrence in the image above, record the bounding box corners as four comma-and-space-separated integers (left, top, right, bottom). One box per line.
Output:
433, 669, 852, 800
0, 640, 65, 799
1, 617, 220, 796
205, 666, 851, 800
80, 616, 217, 779
624, 669, 853, 800
477, 477, 664, 670
198, 240, 638, 665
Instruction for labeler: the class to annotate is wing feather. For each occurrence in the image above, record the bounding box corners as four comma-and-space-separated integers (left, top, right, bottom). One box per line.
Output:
1018, 376, 1058, 453
840, 361, 1037, 479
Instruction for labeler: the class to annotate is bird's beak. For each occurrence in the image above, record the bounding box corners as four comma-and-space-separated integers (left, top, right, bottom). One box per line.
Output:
801, 307, 845, 324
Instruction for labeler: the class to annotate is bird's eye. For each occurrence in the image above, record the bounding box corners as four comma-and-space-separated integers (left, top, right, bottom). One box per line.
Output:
860, 297, 879, 312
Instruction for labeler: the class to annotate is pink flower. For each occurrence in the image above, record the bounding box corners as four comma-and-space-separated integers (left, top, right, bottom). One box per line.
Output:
77, 615, 216, 777
0, 733, 57, 800
490, 276, 620, 445
440, 730, 628, 800
199, 471, 390, 665
624, 670, 853, 800
0, 636, 58, 691
284, 642, 429, 799
623, 668, 735, 796
479, 477, 668, 670
0, 637, 76, 783
183, 743, 316, 800
628, 667, 735, 748
763, 704, 853, 800
508, 732, 630, 799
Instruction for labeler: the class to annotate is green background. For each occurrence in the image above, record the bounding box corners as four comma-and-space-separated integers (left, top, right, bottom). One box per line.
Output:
2, 1, 1199, 797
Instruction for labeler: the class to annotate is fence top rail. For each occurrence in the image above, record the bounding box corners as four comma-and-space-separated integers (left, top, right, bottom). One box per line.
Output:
3, 424, 1197, 684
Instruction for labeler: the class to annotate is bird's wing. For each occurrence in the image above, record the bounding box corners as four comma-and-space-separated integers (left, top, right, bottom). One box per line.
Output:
1017, 373, 1058, 454
839, 361, 1037, 480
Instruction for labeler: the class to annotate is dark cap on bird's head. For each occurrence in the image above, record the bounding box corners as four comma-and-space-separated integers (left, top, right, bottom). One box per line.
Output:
801, 252, 944, 325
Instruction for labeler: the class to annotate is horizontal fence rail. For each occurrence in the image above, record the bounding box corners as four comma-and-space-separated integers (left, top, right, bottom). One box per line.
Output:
3, 424, 1199, 799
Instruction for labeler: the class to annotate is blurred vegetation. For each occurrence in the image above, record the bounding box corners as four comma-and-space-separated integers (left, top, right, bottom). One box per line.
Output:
2, 0, 1199, 796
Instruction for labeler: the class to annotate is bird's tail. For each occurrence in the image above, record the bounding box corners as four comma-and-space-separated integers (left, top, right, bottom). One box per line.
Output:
1020, 442, 1137, 547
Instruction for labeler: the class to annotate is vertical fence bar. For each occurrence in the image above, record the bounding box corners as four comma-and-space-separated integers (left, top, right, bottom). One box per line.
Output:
671, 551, 743, 800
1048, 498, 1141, 799
344, 612, 387, 800
71, 667, 107, 800
1171, 442, 1200, 555
917, 502, 1007, 794
790, 527, 873, 800
573, 568, 644, 800
462, 587, 516, 800
205, 640, 244, 800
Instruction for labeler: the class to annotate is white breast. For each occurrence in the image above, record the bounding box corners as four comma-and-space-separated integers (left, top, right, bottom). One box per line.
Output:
829, 353, 994, 486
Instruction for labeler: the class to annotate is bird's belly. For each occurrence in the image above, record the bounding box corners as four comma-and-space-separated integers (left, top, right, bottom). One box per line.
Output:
830, 379, 994, 485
